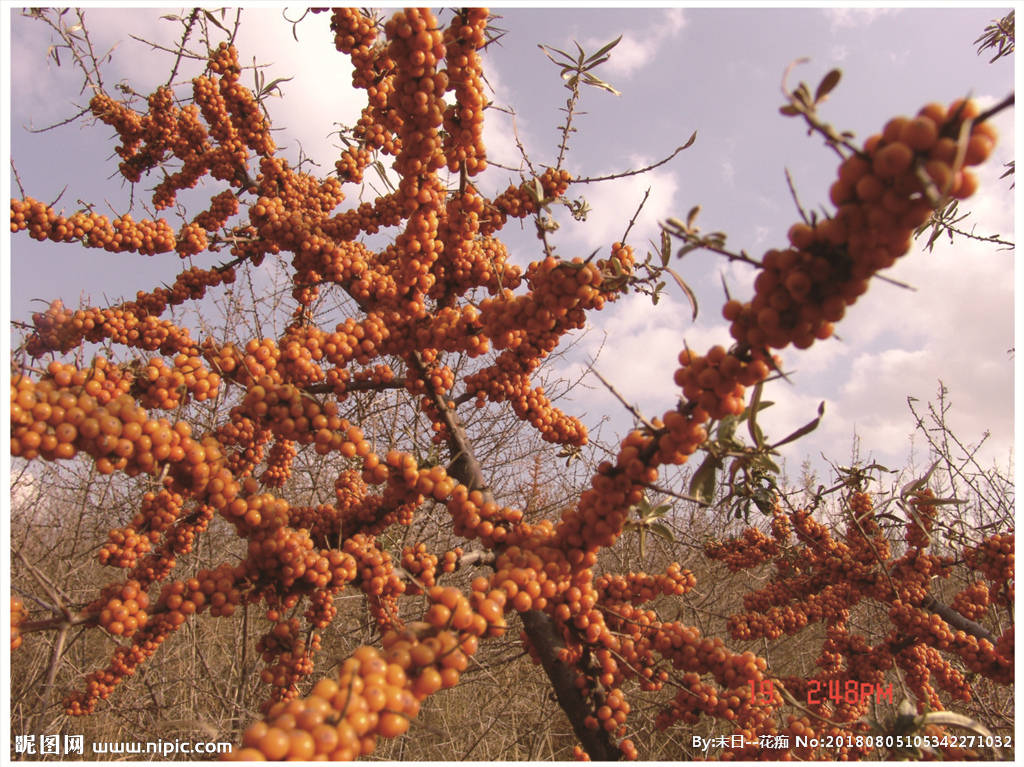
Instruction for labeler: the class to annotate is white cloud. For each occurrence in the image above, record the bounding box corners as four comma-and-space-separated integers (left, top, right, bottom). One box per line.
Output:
478, 50, 531, 173
824, 8, 899, 32
721, 159, 736, 186
583, 8, 686, 80
231, 10, 364, 171
557, 291, 732, 426
766, 141, 1015, 474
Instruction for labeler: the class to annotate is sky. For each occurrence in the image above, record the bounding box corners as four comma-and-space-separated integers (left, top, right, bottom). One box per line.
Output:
4, 4, 1017, 489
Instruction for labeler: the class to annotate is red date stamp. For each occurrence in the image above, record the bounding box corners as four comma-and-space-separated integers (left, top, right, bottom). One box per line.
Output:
750, 679, 894, 706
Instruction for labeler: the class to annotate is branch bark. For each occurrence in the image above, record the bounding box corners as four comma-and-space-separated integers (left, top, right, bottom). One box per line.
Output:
407, 350, 622, 760
922, 593, 997, 644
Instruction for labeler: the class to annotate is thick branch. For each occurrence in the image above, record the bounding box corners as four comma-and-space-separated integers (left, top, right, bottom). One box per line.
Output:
520, 610, 621, 760
305, 378, 407, 395
922, 593, 997, 644
406, 350, 622, 761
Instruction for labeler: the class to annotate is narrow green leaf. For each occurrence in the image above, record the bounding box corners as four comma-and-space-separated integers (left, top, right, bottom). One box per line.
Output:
532, 177, 545, 204
746, 381, 765, 446
716, 414, 738, 441
770, 401, 826, 449
580, 72, 621, 96
540, 43, 574, 63
814, 68, 842, 103
902, 459, 940, 497
203, 9, 229, 33
738, 399, 773, 423
752, 421, 766, 449
664, 266, 698, 320
647, 522, 675, 543
686, 204, 701, 230
660, 229, 671, 266
586, 35, 622, 63
689, 455, 720, 503
582, 55, 612, 71
262, 76, 293, 97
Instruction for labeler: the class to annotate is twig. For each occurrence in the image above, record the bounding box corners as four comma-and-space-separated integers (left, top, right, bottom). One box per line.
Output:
638, 481, 709, 506
620, 187, 650, 245
25, 106, 92, 134
588, 364, 657, 432
574, 138, 695, 184
165, 8, 202, 88
11, 160, 27, 197
784, 168, 811, 225
42, 625, 70, 707
976, 92, 1015, 124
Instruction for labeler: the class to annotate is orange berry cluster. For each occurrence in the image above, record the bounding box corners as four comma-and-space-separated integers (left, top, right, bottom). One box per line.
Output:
11, 596, 26, 650
135, 353, 221, 410
952, 581, 991, 621
23, 297, 201, 358
192, 188, 240, 236
345, 534, 407, 632
441, 9, 488, 175
488, 167, 572, 225
400, 543, 463, 594
94, 580, 150, 638
10, 361, 219, 481
674, 345, 772, 421
10, 197, 177, 255
64, 604, 186, 715
595, 565, 696, 604
230, 588, 491, 761
634, 103, 1001, 540
707, 489, 1012, 755
904, 488, 939, 548
232, 645, 422, 760
260, 439, 297, 487
727, 99, 995, 354
964, 532, 1014, 600
651, 634, 777, 746
897, 643, 970, 712
238, 379, 360, 450
330, 8, 379, 58
257, 618, 321, 705
704, 527, 780, 572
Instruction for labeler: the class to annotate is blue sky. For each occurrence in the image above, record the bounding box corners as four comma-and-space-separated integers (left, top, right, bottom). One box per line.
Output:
4, 4, 1016, 485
